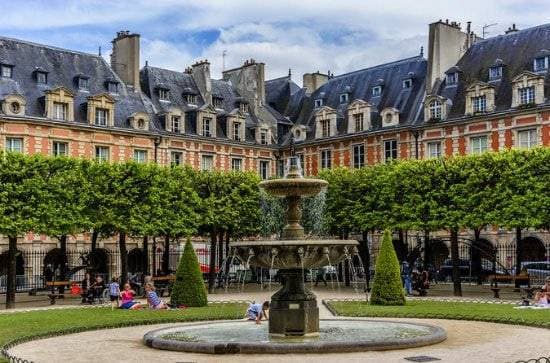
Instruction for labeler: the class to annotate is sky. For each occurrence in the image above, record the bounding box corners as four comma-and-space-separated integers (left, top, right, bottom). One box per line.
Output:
0, 0, 548, 85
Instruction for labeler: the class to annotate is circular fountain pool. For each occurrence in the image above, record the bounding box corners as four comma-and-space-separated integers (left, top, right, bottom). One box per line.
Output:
144, 319, 446, 354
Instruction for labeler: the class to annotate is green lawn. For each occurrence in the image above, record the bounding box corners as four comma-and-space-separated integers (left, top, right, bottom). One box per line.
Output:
328, 300, 550, 328
0, 302, 245, 362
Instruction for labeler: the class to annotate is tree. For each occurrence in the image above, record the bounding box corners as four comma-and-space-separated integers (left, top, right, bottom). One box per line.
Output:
170, 239, 208, 307
370, 230, 405, 305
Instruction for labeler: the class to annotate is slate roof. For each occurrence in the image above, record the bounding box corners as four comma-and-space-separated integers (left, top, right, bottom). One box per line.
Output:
0, 36, 152, 130
432, 23, 550, 120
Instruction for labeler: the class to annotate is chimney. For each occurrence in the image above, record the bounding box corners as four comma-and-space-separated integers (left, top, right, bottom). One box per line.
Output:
110, 31, 140, 90
303, 71, 329, 94
191, 60, 212, 105
222, 59, 266, 111
426, 20, 471, 94
505, 24, 519, 34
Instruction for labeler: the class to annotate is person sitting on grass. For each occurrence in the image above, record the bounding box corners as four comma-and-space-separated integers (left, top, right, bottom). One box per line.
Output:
145, 282, 169, 309
534, 276, 550, 306
119, 283, 141, 310
246, 301, 269, 324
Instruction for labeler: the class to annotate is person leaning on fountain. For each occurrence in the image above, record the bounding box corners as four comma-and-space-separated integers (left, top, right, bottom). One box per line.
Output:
246, 301, 269, 324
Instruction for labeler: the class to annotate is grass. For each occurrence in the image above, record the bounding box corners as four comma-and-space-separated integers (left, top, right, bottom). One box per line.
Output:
0, 302, 246, 362
328, 300, 550, 329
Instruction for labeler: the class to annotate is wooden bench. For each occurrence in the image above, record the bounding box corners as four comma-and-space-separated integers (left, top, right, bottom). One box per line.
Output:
488, 274, 530, 298
151, 275, 175, 297
45, 281, 79, 305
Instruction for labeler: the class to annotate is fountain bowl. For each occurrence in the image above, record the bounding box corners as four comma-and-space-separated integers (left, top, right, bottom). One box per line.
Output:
259, 178, 328, 197
230, 239, 359, 269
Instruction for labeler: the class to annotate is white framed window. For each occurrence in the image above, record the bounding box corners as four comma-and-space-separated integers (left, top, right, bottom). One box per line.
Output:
184, 94, 197, 104
107, 82, 118, 94
518, 86, 535, 105
52, 141, 68, 157
446, 72, 458, 86
517, 129, 538, 149
171, 151, 183, 166
320, 119, 330, 137
95, 146, 109, 162
1, 65, 13, 78
403, 79, 412, 89
95, 108, 108, 126
339, 93, 349, 103
426, 141, 441, 158
159, 89, 170, 101
384, 139, 397, 161
240, 103, 249, 113
320, 149, 332, 169
353, 113, 364, 132
171, 116, 182, 133
233, 122, 242, 141
470, 135, 488, 155
202, 117, 212, 137
372, 86, 382, 97
352, 144, 364, 168
36, 72, 47, 84
5, 137, 23, 153
133, 149, 147, 163
53, 102, 68, 121
259, 160, 270, 179
231, 158, 242, 171
489, 66, 502, 80
429, 100, 442, 119
314, 99, 323, 108
260, 129, 268, 145
534, 57, 548, 72
472, 95, 487, 113
201, 154, 214, 171
78, 77, 89, 91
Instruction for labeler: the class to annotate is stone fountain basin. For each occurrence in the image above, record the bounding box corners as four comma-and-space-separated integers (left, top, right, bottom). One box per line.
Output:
230, 239, 359, 269
259, 178, 328, 197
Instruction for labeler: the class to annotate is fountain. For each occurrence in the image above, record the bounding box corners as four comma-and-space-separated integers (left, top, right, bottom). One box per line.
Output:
143, 150, 446, 354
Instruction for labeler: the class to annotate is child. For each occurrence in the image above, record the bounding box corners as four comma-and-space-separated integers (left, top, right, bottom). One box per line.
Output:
109, 277, 120, 309
145, 282, 168, 309
120, 283, 141, 310
246, 301, 269, 324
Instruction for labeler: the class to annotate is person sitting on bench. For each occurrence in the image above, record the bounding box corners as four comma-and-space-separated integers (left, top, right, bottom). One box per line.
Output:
89, 275, 105, 304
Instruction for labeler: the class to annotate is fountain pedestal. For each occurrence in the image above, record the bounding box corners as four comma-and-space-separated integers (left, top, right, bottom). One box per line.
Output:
269, 269, 319, 336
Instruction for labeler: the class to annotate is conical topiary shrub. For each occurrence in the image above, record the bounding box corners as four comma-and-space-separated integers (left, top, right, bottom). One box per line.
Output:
370, 230, 405, 305
170, 239, 208, 307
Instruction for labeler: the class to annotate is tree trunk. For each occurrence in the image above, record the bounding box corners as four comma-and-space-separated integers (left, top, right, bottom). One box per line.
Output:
59, 235, 67, 294
208, 228, 217, 293
142, 236, 149, 275
91, 230, 99, 251
5, 235, 17, 309
119, 232, 128, 283
450, 229, 462, 296
361, 230, 370, 291
423, 229, 430, 267
473, 228, 482, 285
225, 231, 231, 276
162, 235, 170, 274
218, 230, 225, 270
515, 227, 523, 288
152, 237, 157, 275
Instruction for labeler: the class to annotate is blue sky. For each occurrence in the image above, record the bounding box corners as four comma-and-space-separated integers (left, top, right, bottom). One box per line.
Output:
0, 0, 547, 84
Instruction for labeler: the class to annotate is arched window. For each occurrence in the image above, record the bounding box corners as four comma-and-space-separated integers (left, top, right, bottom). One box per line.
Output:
429, 100, 442, 119
384, 113, 393, 123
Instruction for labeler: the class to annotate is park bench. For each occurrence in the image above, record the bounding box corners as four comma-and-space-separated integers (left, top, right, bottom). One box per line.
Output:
488, 273, 530, 298
151, 275, 175, 297
45, 281, 80, 305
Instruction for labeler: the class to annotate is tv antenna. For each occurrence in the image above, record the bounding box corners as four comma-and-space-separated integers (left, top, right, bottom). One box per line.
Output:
482, 23, 498, 38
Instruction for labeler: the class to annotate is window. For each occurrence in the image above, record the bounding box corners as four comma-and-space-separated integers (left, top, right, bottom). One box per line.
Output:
517, 129, 538, 149
429, 100, 442, 119
426, 142, 441, 158
314, 99, 323, 108
403, 79, 412, 89
171, 151, 183, 166
78, 77, 89, 91
184, 94, 197, 104
133, 149, 147, 163
10, 102, 21, 114
260, 129, 268, 145
202, 117, 212, 137
53, 102, 68, 120
259, 160, 270, 179
201, 155, 214, 171
353, 113, 364, 132
339, 93, 349, 103
277, 159, 285, 177
320, 119, 330, 137
518, 86, 535, 105
472, 95, 487, 113
233, 122, 242, 141
159, 89, 170, 101
320, 149, 332, 169
470, 135, 488, 155
107, 82, 118, 94
171, 116, 181, 133
384, 113, 393, 124
297, 153, 305, 172
489, 66, 502, 80
36, 72, 47, 84
95, 146, 109, 162
213, 97, 223, 108
240, 103, 249, 113
231, 158, 242, 171
384, 139, 397, 161
52, 141, 68, 157
446, 72, 458, 86
372, 86, 382, 97
5, 137, 22, 153
1, 65, 13, 78
352, 144, 365, 168
534, 57, 548, 72
95, 108, 108, 126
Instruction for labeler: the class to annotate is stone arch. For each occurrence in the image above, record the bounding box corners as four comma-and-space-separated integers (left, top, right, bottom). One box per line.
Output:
0, 250, 25, 276
428, 239, 449, 270
522, 236, 546, 262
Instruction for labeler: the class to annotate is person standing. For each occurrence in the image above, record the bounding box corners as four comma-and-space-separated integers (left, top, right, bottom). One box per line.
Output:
314, 266, 328, 287
81, 272, 92, 304
109, 277, 120, 309
401, 261, 413, 296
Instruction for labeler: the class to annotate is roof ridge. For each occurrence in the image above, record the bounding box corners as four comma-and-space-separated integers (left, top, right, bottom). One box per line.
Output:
265, 75, 290, 83
473, 22, 550, 46
0, 35, 102, 59
330, 55, 425, 80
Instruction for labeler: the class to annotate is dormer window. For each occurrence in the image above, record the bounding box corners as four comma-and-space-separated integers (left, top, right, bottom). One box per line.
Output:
519, 86, 535, 105
107, 81, 119, 94
95, 108, 109, 126
78, 77, 89, 91
314, 99, 323, 108
429, 99, 442, 120
353, 113, 364, 132
446, 72, 458, 86
489, 66, 502, 80
534, 57, 548, 72
372, 86, 382, 97
402, 79, 412, 89
53, 102, 68, 120
213, 96, 223, 108
171, 115, 182, 133
339, 93, 349, 103
35, 71, 47, 84
184, 94, 197, 104
203, 117, 212, 137
260, 129, 268, 144
159, 88, 170, 101
320, 119, 330, 137
472, 95, 487, 113
239, 102, 249, 113
1, 64, 13, 78
232, 121, 242, 141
